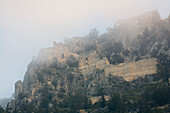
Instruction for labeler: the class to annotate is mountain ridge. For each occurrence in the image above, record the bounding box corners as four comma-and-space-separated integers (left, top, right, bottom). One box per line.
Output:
5, 10, 170, 113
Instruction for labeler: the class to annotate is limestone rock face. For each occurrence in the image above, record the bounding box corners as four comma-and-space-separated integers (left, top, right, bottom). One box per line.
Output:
15, 80, 23, 100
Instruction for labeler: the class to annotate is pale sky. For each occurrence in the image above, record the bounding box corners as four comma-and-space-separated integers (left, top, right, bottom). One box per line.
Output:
0, 0, 170, 98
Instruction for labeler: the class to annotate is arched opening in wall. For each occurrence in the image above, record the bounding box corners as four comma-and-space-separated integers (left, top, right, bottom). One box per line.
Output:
86, 58, 88, 61
85, 57, 88, 65
62, 53, 64, 58
135, 20, 138, 24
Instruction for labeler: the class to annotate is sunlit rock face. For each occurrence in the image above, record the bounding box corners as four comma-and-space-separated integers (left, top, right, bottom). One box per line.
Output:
7, 11, 170, 112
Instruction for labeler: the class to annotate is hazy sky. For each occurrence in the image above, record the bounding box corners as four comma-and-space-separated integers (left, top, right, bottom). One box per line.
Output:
0, 0, 170, 98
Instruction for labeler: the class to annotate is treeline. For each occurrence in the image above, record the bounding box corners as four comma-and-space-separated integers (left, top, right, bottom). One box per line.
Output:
3, 81, 169, 113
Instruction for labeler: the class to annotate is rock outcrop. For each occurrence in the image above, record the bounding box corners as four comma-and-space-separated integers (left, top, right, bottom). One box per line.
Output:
15, 80, 23, 100
6, 10, 170, 112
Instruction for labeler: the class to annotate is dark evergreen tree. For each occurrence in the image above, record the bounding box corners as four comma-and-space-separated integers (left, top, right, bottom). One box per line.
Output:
0, 106, 4, 113
100, 95, 106, 108
108, 93, 124, 113
157, 53, 170, 83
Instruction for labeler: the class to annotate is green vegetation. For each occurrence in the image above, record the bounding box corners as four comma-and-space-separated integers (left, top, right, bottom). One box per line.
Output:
0, 106, 5, 113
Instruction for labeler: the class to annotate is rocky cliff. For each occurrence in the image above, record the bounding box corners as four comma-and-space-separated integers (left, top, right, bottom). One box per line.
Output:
7, 11, 170, 113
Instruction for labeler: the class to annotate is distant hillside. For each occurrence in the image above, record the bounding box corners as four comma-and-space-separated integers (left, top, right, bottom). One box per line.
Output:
0, 98, 12, 109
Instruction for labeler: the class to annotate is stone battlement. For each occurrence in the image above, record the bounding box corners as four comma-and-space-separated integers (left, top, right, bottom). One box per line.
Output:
78, 51, 157, 81
114, 10, 162, 39
34, 41, 157, 81
36, 41, 78, 63
115, 10, 161, 28
105, 58, 157, 81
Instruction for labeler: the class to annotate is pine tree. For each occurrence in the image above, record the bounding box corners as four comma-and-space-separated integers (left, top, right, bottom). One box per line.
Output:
100, 95, 106, 108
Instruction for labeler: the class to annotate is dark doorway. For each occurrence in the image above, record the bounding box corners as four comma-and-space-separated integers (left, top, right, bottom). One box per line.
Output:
62, 53, 64, 58
86, 57, 88, 61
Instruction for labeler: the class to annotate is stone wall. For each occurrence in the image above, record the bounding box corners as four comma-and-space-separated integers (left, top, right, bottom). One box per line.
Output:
78, 51, 109, 75
115, 10, 161, 28
78, 51, 157, 81
36, 42, 78, 63
105, 58, 157, 81
35, 42, 157, 82
114, 10, 162, 40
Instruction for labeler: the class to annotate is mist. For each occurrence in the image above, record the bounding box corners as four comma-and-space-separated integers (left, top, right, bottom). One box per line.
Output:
0, 0, 170, 98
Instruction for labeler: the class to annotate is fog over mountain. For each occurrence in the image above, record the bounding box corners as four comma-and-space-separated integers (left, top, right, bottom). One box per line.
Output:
0, 0, 170, 99
3, 9, 170, 112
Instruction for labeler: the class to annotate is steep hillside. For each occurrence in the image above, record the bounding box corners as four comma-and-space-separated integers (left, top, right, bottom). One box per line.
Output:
0, 98, 12, 109
6, 11, 170, 113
